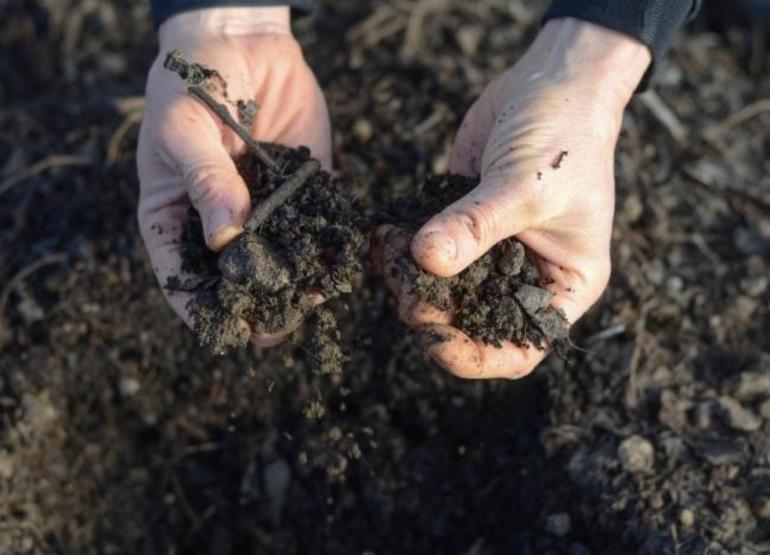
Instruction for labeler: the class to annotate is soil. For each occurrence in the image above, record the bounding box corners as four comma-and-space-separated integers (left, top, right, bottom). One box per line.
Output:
391, 174, 569, 351
1, 1, 769, 555
172, 143, 367, 363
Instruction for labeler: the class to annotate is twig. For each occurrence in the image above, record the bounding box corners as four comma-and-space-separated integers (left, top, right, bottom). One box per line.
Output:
0, 253, 67, 314
0, 155, 92, 197
163, 51, 280, 173
626, 300, 655, 410
187, 87, 280, 173
244, 159, 320, 232
106, 111, 142, 166
639, 90, 688, 145
718, 98, 770, 130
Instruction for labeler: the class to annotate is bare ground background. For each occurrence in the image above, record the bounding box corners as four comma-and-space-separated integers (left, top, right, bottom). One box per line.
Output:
1, 1, 769, 553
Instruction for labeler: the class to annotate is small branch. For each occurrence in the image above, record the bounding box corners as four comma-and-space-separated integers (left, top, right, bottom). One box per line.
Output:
245, 160, 320, 232
639, 90, 688, 145
1, 253, 67, 313
187, 87, 280, 173
719, 98, 770, 130
163, 51, 280, 173
0, 155, 92, 197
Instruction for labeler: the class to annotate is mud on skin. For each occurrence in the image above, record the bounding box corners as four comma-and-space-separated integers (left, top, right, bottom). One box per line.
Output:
391, 174, 570, 353
171, 144, 368, 359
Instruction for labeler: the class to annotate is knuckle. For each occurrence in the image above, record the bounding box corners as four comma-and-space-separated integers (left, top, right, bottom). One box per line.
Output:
448, 203, 498, 247
515, 186, 548, 222
184, 163, 227, 207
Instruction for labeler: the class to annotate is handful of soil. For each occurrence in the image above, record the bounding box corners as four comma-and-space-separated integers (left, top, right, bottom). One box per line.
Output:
163, 52, 367, 357
173, 145, 367, 356
391, 175, 570, 354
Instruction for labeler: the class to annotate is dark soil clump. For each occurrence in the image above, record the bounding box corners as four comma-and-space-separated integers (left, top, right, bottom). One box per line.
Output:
173, 145, 368, 357
392, 174, 569, 351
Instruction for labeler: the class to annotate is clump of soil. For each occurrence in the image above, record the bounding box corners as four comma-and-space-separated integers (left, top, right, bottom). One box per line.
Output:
161, 52, 368, 363
172, 144, 368, 358
391, 174, 569, 352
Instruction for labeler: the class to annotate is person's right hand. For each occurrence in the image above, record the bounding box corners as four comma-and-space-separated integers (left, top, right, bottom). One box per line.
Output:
137, 7, 331, 347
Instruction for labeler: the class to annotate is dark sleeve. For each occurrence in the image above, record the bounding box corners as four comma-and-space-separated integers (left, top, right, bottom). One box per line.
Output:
151, 0, 313, 26
544, 0, 701, 69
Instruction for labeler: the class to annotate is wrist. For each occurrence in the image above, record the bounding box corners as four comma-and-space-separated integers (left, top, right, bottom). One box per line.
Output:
159, 6, 292, 44
521, 18, 651, 112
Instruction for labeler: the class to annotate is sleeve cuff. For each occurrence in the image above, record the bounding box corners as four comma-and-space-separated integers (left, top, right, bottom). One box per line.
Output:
151, 0, 314, 27
544, 0, 701, 90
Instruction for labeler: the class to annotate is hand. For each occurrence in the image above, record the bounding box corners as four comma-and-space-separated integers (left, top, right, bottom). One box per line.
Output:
379, 18, 651, 379
137, 7, 331, 347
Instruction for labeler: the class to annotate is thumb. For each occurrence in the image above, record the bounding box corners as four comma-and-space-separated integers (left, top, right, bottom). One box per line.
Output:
183, 148, 252, 251
411, 177, 539, 277
159, 103, 252, 251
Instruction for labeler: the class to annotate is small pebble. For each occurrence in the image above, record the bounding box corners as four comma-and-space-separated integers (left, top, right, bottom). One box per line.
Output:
119, 377, 140, 397
680, 508, 695, 528
760, 400, 770, 420
718, 396, 762, 432
0, 451, 15, 479
734, 371, 770, 401
353, 119, 373, 143
618, 435, 655, 474
544, 513, 571, 537
753, 496, 770, 520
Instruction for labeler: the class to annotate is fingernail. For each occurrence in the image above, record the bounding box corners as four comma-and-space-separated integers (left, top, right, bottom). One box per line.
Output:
207, 207, 233, 239
415, 231, 457, 263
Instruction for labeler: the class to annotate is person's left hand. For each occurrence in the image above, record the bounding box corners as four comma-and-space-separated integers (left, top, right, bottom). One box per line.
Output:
374, 19, 651, 379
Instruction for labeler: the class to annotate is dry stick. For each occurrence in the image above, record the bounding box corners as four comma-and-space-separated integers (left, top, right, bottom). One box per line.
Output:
244, 159, 320, 232
163, 50, 280, 173
0, 155, 91, 197
0, 253, 67, 313
187, 86, 280, 173
164, 52, 318, 225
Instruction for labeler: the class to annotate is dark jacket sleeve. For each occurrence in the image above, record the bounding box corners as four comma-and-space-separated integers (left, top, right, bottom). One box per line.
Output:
544, 0, 701, 68
151, 0, 313, 26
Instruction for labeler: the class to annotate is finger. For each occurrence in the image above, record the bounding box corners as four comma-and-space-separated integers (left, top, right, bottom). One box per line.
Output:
252, 329, 292, 349
528, 250, 611, 327
415, 324, 547, 380
379, 226, 452, 326
137, 189, 195, 326
157, 97, 252, 251
411, 174, 541, 278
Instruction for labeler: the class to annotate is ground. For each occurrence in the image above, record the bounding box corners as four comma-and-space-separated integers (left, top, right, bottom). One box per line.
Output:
1, 1, 769, 554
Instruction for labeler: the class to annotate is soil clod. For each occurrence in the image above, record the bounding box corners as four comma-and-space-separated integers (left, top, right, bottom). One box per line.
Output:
391, 174, 569, 352
162, 55, 368, 355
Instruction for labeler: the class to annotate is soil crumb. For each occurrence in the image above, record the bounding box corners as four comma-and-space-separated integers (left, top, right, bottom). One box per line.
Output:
392, 174, 569, 353
171, 144, 368, 359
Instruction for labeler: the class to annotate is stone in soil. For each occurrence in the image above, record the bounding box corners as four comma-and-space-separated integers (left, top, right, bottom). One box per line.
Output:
618, 434, 655, 474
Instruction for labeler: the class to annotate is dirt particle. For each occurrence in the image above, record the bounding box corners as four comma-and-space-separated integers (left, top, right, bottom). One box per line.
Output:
551, 150, 568, 169
618, 435, 655, 474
